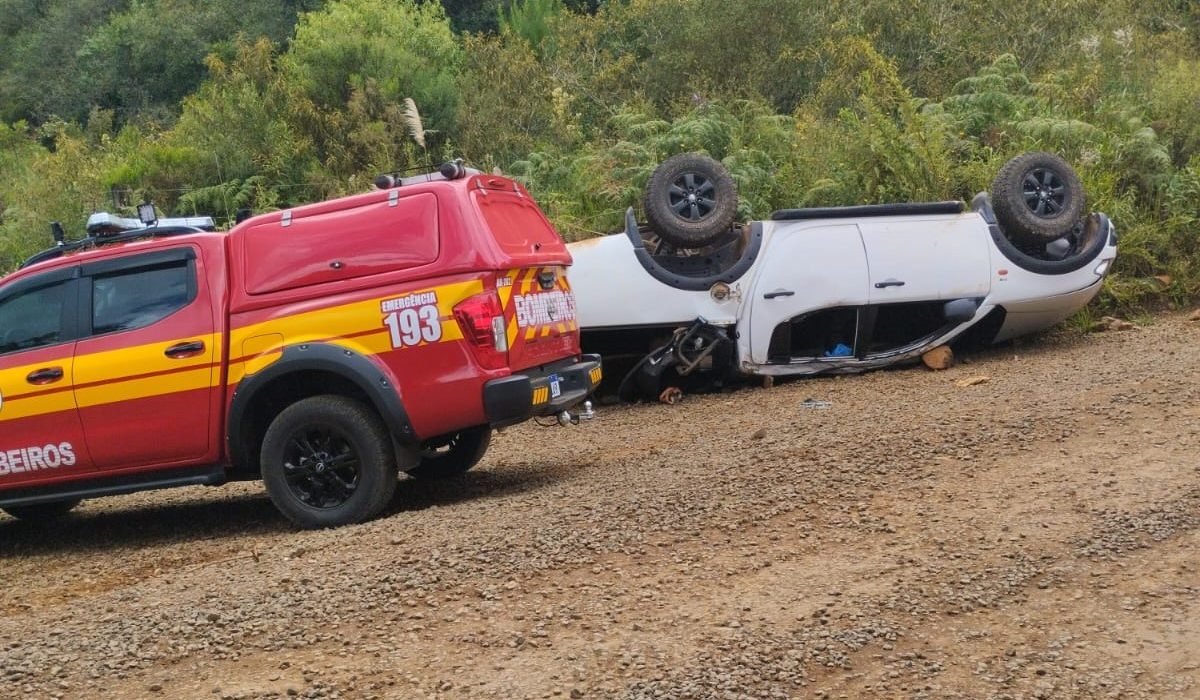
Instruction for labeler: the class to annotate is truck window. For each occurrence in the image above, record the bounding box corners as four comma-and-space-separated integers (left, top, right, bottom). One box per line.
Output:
0, 281, 69, 355
92, 261, 193, 334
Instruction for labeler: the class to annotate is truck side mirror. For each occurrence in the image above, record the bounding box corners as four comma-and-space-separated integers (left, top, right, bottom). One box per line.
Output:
943, 298, 980, 324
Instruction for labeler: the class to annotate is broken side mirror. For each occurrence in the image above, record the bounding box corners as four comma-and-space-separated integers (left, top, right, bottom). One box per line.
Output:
943, 298, 980, 324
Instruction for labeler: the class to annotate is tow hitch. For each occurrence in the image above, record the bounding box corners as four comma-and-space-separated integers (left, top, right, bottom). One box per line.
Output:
556, 401, 596, 426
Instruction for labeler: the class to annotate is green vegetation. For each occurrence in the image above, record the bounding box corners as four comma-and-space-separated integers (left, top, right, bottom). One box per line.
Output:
1, 0, 1198, 308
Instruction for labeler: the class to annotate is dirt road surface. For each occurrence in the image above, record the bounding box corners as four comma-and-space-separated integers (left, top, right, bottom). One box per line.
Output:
2, 314, 1198, 699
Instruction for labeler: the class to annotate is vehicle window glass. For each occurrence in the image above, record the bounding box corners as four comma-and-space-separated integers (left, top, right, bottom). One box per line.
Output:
0, 281, 69, 355
92, 261, 192, 334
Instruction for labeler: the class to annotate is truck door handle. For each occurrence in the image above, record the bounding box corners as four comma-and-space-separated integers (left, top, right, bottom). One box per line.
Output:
165, 340, 206, 359
874, 279, 906, 289
763, 289, 795, 299
26, 367, 64, 385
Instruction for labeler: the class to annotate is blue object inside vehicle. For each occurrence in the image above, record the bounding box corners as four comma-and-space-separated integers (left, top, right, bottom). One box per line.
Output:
823, 343, 853, 357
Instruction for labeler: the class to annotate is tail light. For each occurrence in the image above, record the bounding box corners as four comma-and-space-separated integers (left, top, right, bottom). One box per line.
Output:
454, 290, 509, 370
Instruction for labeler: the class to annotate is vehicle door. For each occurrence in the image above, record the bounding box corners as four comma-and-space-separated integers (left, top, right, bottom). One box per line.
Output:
858, 217, 991, 305
853, 217, 992, 356
0, 267, 93, 484
72, 247, 220, 470
746, 223, 869, 365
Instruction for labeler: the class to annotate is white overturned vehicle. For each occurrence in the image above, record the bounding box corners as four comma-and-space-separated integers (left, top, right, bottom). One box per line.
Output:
568, 152, 1117, 398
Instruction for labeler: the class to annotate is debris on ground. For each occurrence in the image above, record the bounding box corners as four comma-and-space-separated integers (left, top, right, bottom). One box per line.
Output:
762, 376, 775, 389
1189, 308, 1200, 322
954, 375, 991, 387
1091, 315, 1136, 332
659, 386, 683, 404
799, 398, 833, 409
922, 345, 955, 370
750, 428, 768, 441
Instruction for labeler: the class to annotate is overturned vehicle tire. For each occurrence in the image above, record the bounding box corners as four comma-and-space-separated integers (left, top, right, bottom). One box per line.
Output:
643, 153, 739, 249
981, 152, 1108, 275
991, 151, 1086, 245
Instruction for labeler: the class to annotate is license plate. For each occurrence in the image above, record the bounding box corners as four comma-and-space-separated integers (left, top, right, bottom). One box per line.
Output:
549, 374, 562, 398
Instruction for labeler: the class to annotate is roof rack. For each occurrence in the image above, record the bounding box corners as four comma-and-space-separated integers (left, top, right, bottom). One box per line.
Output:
20, 220, 214, 270
85, 212, 215, 236
372, 159, 481, 190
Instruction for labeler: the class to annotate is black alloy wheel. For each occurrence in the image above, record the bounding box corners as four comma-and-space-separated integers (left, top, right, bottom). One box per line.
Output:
281, 426, 361, 509
1022, 167, 1068, 218
643, 153, 739, 249
668, 171, 718, 222
991, 151, 1086, 244
261, 395, 397, 529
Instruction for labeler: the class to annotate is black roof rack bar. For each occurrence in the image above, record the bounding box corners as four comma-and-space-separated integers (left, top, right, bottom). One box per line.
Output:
20, 226, 208, 270
21, 240, 90, 269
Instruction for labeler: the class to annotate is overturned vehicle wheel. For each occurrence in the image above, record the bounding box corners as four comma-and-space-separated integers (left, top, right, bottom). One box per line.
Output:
977, 152, 1109, 275
643, 153, 739, 249
991, 151, 1086, 245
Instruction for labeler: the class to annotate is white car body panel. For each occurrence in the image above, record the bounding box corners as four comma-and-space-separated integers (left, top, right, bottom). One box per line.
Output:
992, 281, 1104, 342
566, 234, 742, 327
858, 217, 992, 302
568, 205, 1117, 377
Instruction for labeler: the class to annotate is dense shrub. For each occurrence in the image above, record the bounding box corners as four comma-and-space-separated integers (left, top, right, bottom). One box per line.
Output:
1, 0, 1197, 307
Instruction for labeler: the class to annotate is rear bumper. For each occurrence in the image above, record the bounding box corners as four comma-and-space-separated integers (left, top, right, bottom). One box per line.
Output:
484, 354, 602, 427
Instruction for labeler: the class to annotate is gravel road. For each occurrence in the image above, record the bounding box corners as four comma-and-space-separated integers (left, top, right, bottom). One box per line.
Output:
2, 314, 1198, 700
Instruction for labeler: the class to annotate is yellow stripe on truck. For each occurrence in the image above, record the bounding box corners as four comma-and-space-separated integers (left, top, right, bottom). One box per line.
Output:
76, 366, 215, 409
499, 269, 520, 348
229, 279, 479, 351
4, 279, 488, 424
0, 352, 74, 402
0, 385, 77, 421
73, 332, 222, 410
227, 279, 483, 385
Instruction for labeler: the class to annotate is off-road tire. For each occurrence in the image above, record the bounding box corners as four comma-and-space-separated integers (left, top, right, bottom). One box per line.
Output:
406, 426, 491, 480
991, 152, 1086, 244
2, 498, 82, 521
644, 153, 738, 249
261, 395, 397, 529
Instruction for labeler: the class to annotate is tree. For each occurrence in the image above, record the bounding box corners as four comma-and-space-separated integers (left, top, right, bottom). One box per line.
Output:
284, 0, 462, 176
